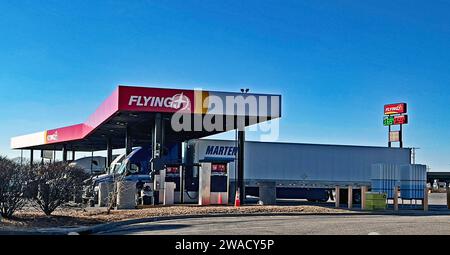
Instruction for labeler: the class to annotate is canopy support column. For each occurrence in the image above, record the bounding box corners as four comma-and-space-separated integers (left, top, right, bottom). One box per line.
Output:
238, 130, 246, 205
106, 137, 113, 169
62, 145, 68, 162
125, 125, 132, 155
30, 149, 34, 166
151, 113, 164, 205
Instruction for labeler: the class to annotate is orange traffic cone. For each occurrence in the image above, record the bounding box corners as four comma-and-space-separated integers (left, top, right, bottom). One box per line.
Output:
235, 189, 241, 207
218, 192, 223, 205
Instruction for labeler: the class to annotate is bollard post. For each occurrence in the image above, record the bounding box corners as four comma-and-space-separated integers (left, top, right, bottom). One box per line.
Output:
423, 187, 429, 212
335, 186, 340, 208
348, 185, 353, 209
447, 186, 450, 210
361, 186, 367, 210
393, 186, 399, 211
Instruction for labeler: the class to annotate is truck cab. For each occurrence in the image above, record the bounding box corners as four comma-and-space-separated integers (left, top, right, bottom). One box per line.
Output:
83, 144, 180, 206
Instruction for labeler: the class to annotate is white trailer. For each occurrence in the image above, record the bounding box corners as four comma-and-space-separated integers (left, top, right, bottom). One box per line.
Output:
183, 139, 412, 201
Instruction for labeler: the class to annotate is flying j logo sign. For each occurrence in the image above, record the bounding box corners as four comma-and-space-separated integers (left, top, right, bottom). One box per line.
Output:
46, 131, 59, 142
119, 87, 195, 113
128, 93, 191, 111
384, 103, 407, 115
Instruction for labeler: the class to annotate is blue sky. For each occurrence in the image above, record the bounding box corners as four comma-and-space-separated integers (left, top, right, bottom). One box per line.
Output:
0, 0, 449, 171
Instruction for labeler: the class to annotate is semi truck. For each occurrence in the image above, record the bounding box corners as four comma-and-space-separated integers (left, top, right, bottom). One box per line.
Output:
84, 139, 412, 205
183, 139, 412, 203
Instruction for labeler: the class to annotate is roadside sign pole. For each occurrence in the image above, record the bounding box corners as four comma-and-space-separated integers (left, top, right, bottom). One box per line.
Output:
388, 125, 392, 148
400, 124, 404, 148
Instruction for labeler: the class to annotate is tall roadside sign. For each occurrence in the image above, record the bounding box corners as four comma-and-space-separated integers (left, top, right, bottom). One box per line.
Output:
384, 103, 408, 148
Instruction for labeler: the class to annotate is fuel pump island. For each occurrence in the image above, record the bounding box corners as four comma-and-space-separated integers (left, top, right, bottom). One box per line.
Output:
10, 85, 282, 207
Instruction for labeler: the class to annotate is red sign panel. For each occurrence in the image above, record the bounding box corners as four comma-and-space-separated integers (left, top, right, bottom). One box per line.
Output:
384, 103, 407, 115
45, 124, 85, 145
166, 166, 180, 174
212, 163, 227, 174
118, 86, 195, 113
394, 115, 408, 125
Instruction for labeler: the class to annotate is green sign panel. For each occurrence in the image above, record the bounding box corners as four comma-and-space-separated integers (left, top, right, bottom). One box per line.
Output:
383, 116, 395, 126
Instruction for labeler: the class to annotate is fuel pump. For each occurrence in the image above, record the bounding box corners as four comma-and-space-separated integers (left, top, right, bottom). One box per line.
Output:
165, 164, 182, 203
199, 161, 230, 205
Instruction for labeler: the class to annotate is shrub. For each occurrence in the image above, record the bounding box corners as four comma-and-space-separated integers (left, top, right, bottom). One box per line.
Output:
31, 162, 89, 216
0, 157, 32, 218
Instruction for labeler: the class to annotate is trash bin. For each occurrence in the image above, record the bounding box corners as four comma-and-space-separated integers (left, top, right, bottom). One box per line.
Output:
117, 181, 137, 210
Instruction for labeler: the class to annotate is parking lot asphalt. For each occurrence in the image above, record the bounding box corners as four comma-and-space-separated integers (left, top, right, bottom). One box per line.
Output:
97, 214, 450, 235
96, 193, 450, 235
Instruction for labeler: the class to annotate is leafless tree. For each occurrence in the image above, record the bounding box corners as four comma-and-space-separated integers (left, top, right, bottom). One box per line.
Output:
0, 157, 32, 218
31, 162, 89, 216
107, 173, 125, 214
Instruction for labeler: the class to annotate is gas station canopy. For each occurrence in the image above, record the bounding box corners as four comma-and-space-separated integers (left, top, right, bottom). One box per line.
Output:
11, 85, 282, 152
